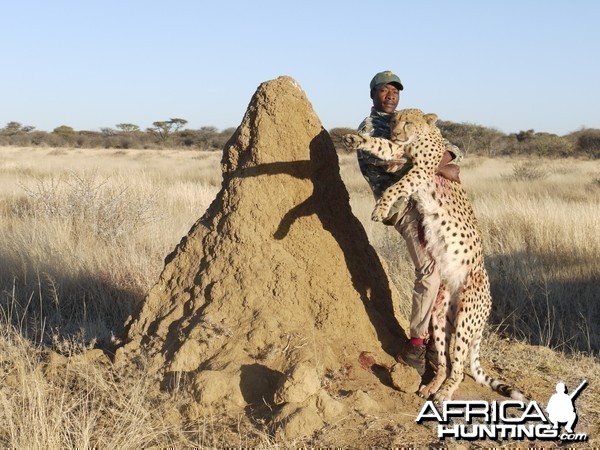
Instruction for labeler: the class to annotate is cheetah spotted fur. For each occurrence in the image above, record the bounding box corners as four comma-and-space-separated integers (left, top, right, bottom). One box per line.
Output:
343, 108, 524, 402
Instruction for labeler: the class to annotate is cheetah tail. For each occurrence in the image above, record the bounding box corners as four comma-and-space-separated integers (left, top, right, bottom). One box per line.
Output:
469, 335, 525, 401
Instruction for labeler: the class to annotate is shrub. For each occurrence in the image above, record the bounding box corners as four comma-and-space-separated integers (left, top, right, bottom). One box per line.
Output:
171, 127, 235, 150
52, 125, 75, 137
506, 161, 548, 181
19, 172, 160, 241
573, 128, 600, 158
501, 131, 574, 157
530, 133, 574, 157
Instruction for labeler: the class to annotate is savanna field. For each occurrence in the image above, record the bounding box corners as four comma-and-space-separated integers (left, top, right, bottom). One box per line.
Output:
0, 146, 599, 447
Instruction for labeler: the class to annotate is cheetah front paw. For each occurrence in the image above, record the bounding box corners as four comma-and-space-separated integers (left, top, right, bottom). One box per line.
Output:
342, 134, 363, 151
372, 196, 409, 223
371, 203, 391, 222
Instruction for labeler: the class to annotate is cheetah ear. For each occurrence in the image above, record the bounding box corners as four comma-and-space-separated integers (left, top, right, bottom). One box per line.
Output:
424, 113, 438, 126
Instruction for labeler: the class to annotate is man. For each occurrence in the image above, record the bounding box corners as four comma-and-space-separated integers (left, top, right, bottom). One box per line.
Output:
546, 382, 578, 433
356, 70, 462, 375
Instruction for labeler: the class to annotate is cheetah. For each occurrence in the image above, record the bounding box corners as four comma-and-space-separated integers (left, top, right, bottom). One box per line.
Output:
343, 108, 524, 402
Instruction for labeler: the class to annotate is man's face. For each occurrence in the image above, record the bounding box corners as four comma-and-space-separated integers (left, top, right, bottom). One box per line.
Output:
372, 83, 400, 113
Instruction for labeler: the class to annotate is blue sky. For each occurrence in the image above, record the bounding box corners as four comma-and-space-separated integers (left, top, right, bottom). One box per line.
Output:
2, 0, 598, 135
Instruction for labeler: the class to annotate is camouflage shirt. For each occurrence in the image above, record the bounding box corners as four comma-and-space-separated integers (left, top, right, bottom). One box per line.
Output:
356, 107, 463, 200
357, 107, 412, 199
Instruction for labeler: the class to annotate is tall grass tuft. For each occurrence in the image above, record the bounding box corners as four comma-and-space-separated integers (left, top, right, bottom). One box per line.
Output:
18, 171, 160, 241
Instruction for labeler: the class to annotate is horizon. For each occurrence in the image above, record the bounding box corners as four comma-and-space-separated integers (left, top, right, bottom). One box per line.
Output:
3, 112, 597, 138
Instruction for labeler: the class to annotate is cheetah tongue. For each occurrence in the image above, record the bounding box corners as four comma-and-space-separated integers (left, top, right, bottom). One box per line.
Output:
436, 164, 461, 183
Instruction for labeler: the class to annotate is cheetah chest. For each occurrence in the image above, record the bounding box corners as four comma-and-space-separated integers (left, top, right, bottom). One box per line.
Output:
413, 177, 483, 292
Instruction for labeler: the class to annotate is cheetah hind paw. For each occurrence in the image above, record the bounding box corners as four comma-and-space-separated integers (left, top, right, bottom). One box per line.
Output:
432, 389, 453, 404
418, 384, 437, 399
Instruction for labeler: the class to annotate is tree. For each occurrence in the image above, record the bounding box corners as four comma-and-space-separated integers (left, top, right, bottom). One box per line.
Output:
53, 125, 75, 137
116, 123, 140, 133
1, 121, 35, 135
147, 118, 188, 143
515, 129, 535, 142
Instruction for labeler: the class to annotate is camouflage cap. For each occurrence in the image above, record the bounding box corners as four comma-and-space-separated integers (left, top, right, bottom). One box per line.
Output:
370, 71, 404, 91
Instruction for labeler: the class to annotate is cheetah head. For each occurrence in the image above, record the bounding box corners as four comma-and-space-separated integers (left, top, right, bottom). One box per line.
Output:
389, 108, 438, 144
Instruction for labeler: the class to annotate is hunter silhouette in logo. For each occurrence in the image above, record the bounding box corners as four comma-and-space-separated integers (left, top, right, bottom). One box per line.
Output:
546, 380, 587, 434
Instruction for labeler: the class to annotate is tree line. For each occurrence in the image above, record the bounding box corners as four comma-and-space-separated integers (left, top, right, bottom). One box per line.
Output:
0, 119, 236, 151
1, 118, 599, 158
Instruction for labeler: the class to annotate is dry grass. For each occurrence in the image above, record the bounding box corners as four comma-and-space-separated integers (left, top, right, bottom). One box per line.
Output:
462, 157, 600, 353
0, 147, 599, 447
0, 148, 220, 348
